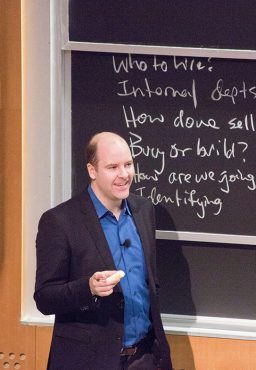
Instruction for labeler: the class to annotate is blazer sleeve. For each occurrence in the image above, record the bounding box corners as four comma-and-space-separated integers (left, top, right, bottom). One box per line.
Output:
149, 202, 161, 298
34, 211, 98, 315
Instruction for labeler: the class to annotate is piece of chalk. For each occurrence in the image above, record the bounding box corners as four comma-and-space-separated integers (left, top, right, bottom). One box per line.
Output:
105, 270, 125, 284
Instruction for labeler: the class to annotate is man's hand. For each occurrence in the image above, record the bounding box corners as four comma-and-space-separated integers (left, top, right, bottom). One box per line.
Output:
89, 270, 125, 297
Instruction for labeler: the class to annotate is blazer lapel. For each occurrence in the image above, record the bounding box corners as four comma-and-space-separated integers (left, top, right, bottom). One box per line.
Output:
127, 195, 151, 269
78, 191, 117, 270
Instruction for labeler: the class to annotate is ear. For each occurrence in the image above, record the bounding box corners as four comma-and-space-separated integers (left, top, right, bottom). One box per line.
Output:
87, 163, 96, 180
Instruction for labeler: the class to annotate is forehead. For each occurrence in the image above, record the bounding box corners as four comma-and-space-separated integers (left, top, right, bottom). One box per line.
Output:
96, 136, 132, 164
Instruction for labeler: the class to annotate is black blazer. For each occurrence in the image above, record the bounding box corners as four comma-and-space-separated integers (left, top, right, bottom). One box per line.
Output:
34, 191, 172, 370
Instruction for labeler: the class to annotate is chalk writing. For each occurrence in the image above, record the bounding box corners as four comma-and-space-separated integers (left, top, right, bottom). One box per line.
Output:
112, 54, 148, 73
117, 78, 198, 108
70, 47, 256, 237
123, 105, 165, 128
112, 55, 214, 74
135, 186, 222, 219
110, 54, 256, 226
211, 79, 256, 104
174, 109, 220, 130
129, 132, 165, 175
228, 113, 255, 131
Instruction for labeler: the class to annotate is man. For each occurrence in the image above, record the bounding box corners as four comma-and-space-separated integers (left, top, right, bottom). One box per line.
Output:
34, 132, 172, 370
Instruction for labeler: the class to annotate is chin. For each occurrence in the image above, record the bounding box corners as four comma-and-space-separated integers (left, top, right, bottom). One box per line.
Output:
115, 190, 130, 199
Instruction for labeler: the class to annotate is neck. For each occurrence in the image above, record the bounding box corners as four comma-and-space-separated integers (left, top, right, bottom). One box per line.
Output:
110, 206, 122, 220
90, 183, 122, 218
105, 200, 123, 219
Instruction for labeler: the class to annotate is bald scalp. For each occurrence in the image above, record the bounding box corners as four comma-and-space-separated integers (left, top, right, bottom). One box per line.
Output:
86, 132, 128, 167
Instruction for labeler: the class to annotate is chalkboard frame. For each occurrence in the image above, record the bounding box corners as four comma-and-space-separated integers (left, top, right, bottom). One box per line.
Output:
21, 0, 256, 339
21, 0, 256, 340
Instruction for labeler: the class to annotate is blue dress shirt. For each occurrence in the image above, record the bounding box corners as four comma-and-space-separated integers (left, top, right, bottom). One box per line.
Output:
88, 185, 151, 347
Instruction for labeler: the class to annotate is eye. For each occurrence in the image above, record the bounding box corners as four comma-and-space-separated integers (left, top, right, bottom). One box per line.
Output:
125, 162, 133, 168
108, 165, 118, 169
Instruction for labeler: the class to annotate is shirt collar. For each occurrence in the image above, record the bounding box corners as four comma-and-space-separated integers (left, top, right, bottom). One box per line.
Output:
87, 184, 131, 219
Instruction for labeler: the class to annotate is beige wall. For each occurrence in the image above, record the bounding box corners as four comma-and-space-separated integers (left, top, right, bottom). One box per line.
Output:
0, 2, 255, 369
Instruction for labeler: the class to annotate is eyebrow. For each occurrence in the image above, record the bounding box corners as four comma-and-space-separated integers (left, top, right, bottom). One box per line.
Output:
105, 163, 118, 167
105, 160, 133, 167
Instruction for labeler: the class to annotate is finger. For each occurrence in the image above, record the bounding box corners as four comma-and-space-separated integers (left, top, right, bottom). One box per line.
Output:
103, 270, 120, 278
94, 282, 116, 292
105, 270, 125, 284
97, 288, 113, 297
93, 270, 117, 281
93, 271, 106, 281
92, 285, 114, 296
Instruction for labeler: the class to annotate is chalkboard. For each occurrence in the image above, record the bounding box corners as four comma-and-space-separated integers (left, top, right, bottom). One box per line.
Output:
72, 51, 256, 238
157, 240, 256, 319
69, 1, 256, 51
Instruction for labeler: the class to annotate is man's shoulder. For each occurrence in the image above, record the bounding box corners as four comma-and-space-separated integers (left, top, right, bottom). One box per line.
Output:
40, 190, 90, 220
128, 192, 153, 209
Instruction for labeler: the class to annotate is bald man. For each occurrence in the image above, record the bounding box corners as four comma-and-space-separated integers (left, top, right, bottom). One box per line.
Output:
34, 132, 172, 370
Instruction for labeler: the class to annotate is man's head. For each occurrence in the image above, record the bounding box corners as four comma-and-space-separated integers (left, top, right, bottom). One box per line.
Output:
86, 132, 134, 210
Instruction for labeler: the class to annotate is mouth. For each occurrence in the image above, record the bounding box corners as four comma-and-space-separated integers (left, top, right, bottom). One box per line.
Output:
114, 181, 129, 188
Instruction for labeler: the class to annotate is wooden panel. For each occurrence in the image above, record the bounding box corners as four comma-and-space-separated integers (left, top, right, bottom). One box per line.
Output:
0, 2, 36, 370
35, 327, 53, 370
167, 335, 256, 370
33, 331, 256, 370
0, 0, 21, 109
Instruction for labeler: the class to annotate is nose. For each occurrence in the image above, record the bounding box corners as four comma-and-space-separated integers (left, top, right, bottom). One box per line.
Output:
118, 166, 129, 178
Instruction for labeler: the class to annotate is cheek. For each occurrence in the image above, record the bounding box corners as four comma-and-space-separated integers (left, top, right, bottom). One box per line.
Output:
129, 168, 135, 177
102, 173, 115, 185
